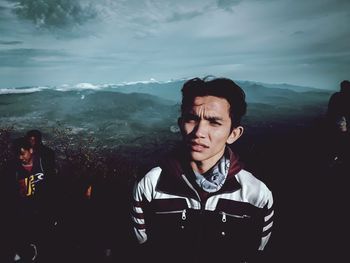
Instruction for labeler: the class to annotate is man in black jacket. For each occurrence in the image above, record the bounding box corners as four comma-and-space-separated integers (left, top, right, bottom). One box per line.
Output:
131, 77, 274, 263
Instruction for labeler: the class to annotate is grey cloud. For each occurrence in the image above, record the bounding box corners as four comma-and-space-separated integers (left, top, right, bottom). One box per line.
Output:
0, 2, 13, 20
217, 0, 243, 11
291, 30, 305, 36
0, 40, 23, 45
166, 10, 203, 22
8, 0, 96, 29
277, 0, 350, 22
0, 48, 68, 67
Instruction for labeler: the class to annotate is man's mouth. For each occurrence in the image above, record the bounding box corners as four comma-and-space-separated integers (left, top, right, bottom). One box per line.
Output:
190, 141, 209, 152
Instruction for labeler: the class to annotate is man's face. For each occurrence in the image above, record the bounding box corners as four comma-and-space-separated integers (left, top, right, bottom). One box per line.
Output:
28, 136, 37, 147
179, 96, 242, 169
336, 116, 347, 132
19, 148, 33, 165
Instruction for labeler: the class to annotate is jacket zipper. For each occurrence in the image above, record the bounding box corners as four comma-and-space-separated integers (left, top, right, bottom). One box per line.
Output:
155, 209, 186, 215
181, 174, 201, 203
220, 212, 251, 222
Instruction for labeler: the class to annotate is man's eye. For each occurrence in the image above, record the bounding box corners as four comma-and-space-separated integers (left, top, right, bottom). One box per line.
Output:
210, 121, 221, 126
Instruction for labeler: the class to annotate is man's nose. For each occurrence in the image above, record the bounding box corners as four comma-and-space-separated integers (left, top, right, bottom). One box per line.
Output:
194, 120, 207, 138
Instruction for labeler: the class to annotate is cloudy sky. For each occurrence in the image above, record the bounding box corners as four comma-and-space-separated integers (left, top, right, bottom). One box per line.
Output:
0, 0, 349, 90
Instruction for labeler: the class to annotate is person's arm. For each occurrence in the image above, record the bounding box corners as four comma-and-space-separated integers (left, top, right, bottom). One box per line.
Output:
259, 189, 274, 250
131, 177, 149, 244
2, 161, 18, 214
38, 156, 58, 225
131, 167, 160, 245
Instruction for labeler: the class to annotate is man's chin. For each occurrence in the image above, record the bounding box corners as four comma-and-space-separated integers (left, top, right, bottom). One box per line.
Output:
189, 151, 206, 162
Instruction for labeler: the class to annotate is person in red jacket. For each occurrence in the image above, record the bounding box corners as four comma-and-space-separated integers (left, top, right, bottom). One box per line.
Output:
4, 137, 56, 262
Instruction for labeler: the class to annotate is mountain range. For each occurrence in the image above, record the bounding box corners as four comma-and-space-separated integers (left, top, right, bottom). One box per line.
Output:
0, 79, 333, 151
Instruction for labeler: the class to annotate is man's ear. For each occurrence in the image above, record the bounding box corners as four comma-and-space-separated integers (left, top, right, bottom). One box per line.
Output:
227, 126, 244, 144
29, 148, 34, 154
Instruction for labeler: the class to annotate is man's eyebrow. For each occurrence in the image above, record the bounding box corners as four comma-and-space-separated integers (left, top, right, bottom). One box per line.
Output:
183, 112, 224, 121
205, 116, 224, 121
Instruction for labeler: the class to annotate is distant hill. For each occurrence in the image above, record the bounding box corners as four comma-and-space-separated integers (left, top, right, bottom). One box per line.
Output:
105, 81, 183, 103
107, 79, 332, 121
103, 79, 332, 105
0, 90, 179, 145
0, 79, 332, 150
246, 81, 323, 92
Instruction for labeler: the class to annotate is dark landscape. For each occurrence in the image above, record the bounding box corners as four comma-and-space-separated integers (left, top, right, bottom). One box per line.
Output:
0, 79, 339, 262
0, 79, 331, 159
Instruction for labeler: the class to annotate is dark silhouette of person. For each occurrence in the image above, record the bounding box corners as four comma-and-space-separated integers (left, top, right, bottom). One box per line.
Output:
26, 130, 55, 173
327, 80, 350, 128
325, 80, 350, 172
305, 80, 350, 261
3, 137, 57, 262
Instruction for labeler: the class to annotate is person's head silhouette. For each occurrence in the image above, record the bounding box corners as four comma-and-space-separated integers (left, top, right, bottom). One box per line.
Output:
340, 80, 350, 93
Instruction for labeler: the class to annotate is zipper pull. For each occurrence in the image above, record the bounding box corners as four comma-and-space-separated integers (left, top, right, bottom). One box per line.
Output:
222, 212, 226, 223
182, 209, 186, 220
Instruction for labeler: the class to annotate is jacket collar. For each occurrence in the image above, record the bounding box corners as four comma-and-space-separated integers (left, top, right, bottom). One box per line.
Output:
156, 146, 243, 200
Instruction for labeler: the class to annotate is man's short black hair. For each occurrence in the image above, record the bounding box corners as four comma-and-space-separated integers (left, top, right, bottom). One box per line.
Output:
13, 137, 32, 155
26, 129, 42, 142
181, 76, 247, 128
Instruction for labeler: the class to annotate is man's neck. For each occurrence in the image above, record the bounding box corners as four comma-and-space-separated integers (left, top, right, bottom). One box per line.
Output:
22, 161, 33, 171
190, 150, 225, 174
191, 161, 208, 174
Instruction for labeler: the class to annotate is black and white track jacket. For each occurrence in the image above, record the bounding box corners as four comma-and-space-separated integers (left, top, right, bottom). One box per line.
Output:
132, 147, 274, 262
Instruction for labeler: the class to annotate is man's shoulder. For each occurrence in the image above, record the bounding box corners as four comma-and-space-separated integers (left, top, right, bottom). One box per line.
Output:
40, 145, 55, 155
235, 169, 273, 204
145, 166, 163, 178
232, 169, 273, 208
330, 91, 341, 98
137, 166, 162, 183
236, 168, 258, 180
136, 152, 184, 185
